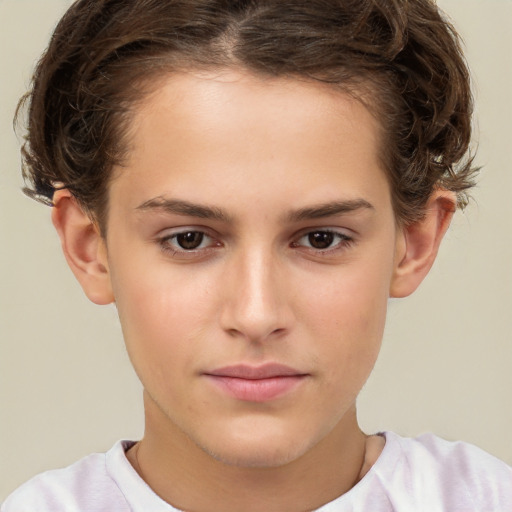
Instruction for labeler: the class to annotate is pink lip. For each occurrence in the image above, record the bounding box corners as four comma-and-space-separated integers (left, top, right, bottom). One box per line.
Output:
204, 364, 308, 402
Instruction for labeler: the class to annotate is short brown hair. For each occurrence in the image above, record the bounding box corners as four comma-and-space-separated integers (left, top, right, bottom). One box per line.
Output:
17, 0, 476, 231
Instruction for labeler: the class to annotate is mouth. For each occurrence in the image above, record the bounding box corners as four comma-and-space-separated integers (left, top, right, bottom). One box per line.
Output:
204, 363, 309, 402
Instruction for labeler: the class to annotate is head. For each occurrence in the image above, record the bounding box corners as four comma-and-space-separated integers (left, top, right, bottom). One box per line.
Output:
18, 0, 476, 469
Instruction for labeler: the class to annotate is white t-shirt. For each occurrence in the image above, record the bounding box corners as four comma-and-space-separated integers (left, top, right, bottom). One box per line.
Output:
2, 432, 511, 511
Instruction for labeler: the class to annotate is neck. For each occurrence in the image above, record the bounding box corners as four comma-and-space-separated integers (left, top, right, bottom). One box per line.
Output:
127, 394, 378, 512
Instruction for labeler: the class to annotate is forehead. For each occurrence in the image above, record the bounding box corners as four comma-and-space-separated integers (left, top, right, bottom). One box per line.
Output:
129, 69, 381, 148
110, 70, 389, 217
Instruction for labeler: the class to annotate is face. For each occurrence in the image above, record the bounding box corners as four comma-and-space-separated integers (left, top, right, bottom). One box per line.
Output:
104, 70, 402, 467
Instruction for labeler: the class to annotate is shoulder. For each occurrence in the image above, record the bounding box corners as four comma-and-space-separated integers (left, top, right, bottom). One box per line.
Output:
394, 431, 512, 480
1, 442, 132, 512
384, 431, 512, 510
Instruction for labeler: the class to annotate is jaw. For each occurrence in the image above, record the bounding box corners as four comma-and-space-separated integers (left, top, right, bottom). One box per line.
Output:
135, 394, 371, 511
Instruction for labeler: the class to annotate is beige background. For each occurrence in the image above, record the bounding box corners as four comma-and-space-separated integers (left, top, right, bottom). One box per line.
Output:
1, 0, 511, 501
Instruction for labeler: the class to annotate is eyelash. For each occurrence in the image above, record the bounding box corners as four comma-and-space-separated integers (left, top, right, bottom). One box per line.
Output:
291, 229, 354, 254
157, 230, 219, 257
156, 228, 354, 258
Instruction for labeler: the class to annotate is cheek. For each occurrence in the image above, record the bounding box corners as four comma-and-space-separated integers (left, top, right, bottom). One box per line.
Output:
299, 258, 391, 379
304, 262, 390, 335
110, 257, 216, 380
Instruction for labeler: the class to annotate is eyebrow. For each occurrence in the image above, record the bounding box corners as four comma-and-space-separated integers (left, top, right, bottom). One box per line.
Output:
286, 199, 374, 222
135, 197, 232, 222
135, 196, 374, 223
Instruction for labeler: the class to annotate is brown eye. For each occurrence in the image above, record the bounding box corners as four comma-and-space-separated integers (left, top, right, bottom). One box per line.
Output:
176, 231, 204, 250
308, 231, 335, 249
293, 229, 353, 253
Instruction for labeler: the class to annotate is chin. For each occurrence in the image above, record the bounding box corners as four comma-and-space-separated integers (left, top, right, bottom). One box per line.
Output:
195, 426, 316, 469
206, 444, 306, 469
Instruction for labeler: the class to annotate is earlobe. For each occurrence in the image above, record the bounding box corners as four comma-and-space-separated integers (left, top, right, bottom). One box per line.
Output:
52, 189, 114, 305
390, 191, 456, 298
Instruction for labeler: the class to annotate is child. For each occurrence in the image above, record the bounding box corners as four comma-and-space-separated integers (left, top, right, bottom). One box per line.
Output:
3, 0, 511, 510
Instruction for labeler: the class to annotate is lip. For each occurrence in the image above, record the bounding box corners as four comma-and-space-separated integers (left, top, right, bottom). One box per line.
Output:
204, 364, 309, 402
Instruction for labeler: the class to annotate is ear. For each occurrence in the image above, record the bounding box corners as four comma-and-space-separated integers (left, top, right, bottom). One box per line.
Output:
390, 190, 456, 298
52, 189, 114, 305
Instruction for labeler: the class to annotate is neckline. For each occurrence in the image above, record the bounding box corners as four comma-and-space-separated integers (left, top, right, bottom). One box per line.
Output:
107, 432, 401, 511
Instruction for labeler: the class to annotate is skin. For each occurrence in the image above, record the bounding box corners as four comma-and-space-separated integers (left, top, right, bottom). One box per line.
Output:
52, 70, 455, 511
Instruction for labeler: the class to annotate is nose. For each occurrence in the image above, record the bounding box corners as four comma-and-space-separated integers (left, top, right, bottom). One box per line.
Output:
219, 247, 291, 343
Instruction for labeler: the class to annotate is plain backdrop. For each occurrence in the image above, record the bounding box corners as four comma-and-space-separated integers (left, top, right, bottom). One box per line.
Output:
1, 0, 511, 502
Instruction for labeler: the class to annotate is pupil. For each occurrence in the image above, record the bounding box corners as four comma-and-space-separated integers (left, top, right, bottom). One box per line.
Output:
309, 231, 334, 249
177, 232, 203, 250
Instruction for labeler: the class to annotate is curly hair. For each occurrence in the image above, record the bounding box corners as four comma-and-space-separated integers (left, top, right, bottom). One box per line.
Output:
17, 0, 476, 231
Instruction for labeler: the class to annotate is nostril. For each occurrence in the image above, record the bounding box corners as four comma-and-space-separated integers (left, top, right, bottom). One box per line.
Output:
223, 325, 288, 343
